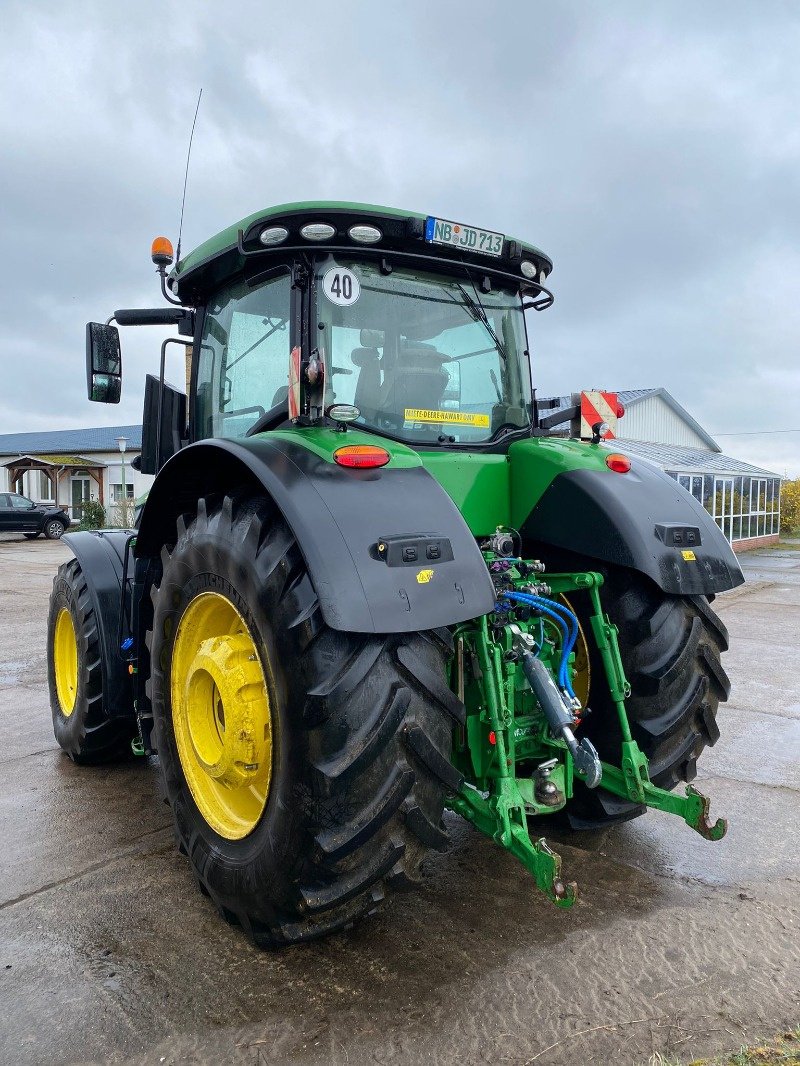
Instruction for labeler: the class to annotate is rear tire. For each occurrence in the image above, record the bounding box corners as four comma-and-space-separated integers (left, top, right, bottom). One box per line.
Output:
562, 565, 730, 828
47, 559, 135, 763
148, 494, 459, 947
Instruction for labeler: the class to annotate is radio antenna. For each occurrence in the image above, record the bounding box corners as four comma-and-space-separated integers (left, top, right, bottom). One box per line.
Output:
175, 88, 203, 266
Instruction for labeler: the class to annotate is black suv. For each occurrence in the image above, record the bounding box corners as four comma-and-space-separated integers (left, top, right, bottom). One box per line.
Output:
0, 493, 70, 539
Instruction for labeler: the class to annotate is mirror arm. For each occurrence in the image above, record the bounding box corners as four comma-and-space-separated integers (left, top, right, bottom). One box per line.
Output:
112, 307, 194, 333
538, 404, 579, 432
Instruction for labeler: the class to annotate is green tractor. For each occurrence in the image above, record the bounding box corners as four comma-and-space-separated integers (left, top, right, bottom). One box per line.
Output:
48, 203, 742, 946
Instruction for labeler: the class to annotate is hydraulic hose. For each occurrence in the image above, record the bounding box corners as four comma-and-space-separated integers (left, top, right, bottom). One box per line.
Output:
500, 591, 580, 701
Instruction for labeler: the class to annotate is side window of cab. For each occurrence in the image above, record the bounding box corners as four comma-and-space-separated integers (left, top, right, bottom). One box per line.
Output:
195, 272, 292, 440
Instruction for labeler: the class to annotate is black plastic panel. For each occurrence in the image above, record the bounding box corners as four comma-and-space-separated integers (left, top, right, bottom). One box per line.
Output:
135, 438, 496, 634
522, 464, 744, 595
61, 530, 135, 717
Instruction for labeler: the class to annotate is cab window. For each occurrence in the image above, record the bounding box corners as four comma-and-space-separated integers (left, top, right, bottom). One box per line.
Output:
195, 272, 292, 439
317, 258, 530, 445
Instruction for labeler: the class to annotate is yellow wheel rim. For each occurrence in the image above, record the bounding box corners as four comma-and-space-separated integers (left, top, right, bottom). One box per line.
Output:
53, 607, 79, 717
170, 592, 273, 840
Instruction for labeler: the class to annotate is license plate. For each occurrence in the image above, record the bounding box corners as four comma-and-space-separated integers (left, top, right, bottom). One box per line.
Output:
425, 216, 504, 257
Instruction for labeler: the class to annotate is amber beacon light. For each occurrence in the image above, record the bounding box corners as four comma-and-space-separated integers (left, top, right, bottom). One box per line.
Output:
151, 236, 175, 267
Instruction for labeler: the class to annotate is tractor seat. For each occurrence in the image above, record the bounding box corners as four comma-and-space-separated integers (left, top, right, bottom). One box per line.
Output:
270, 385, 289, 409
350, 347, 381, 417
379, 343, 450, 417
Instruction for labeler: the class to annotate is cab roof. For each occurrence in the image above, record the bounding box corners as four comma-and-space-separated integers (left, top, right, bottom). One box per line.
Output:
172, 200, 553, 303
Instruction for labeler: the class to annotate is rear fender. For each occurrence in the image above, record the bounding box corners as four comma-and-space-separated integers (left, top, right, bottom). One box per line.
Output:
521, 462, 745, 596
135, 437, 496, 634
61, 530, 135, 716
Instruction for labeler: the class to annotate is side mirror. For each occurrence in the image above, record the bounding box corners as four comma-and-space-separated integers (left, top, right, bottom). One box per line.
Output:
86, 323, 122, 403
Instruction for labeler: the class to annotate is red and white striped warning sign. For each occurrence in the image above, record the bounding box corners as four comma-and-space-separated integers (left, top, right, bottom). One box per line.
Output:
580, 391, 619, 440
288, 346, 302, 420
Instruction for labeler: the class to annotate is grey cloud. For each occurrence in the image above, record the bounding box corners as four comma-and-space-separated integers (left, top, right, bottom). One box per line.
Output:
1, 0, 798, 473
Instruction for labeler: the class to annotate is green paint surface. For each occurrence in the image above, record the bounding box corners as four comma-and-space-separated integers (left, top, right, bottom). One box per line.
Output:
250, 425, 613, 538
418, 452, 510, 535
508, 436, 612, 529
254, 426, 423, 468
419, 436, 613, 536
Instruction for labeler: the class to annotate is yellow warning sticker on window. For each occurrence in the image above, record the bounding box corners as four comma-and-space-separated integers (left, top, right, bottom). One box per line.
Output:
404, 408, 490, 428
681, 549, 696, 561
416, 569, 434, 584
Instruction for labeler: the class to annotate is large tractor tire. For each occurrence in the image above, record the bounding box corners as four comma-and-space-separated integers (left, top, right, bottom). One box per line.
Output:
147, 493, 459, 948
563, 563, 730, 829
47, 559, 136, 763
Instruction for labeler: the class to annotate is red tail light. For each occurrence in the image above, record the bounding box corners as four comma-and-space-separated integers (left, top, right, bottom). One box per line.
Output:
333, 445, 390, 469
606, 453, 631, 474
616, 401, 626, 419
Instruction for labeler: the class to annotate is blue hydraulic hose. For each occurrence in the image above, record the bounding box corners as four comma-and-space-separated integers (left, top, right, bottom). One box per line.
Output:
511, 595, 572, 695
501, 592, 572, 692
536, 596, 580, 699
500, 591, 580, 699
533, 594, 579, 670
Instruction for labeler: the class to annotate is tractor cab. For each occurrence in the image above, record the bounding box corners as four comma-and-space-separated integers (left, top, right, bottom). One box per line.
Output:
176, 202, 553, 454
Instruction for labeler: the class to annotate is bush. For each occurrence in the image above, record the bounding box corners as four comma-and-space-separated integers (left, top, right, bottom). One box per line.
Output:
780, 478, 800, 536
78, 500, 106, 530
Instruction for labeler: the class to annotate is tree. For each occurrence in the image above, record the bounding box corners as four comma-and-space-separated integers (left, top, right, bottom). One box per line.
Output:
780, 479, 800, 536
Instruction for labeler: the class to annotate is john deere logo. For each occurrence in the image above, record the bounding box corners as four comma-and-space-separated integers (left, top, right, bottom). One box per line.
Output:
416, 569, 434, 584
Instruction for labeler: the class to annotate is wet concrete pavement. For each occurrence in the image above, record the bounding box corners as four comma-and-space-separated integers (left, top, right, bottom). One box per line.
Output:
1, 536, 798, 1065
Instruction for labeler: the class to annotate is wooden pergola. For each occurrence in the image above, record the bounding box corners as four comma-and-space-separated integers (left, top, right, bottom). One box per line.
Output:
1, 454, 106, 513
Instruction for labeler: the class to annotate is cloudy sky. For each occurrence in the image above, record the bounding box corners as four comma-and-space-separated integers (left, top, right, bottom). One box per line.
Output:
2, 1, 799, 474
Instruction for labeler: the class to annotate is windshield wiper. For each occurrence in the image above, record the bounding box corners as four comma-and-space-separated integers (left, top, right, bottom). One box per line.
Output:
453, 281, 508, 362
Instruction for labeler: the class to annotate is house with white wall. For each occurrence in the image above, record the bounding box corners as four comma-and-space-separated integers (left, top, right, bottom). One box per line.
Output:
544, 388, 781, 550
0, 425, 154, 522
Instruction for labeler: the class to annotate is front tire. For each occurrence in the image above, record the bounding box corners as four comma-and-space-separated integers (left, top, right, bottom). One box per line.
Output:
563, 565, 730, 828
148, 494, 459, 947
47, 559, 136, 763
44, 519, 66, 540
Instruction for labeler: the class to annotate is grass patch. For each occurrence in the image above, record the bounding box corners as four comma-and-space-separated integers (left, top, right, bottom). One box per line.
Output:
645, 1028, 800, 1065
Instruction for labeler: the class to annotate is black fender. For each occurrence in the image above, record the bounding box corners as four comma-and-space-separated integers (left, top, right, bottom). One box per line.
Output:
135, 438, 496, 634
61, 530, 136, 716
522, 461, 745, 596
40, 507, 70, 532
